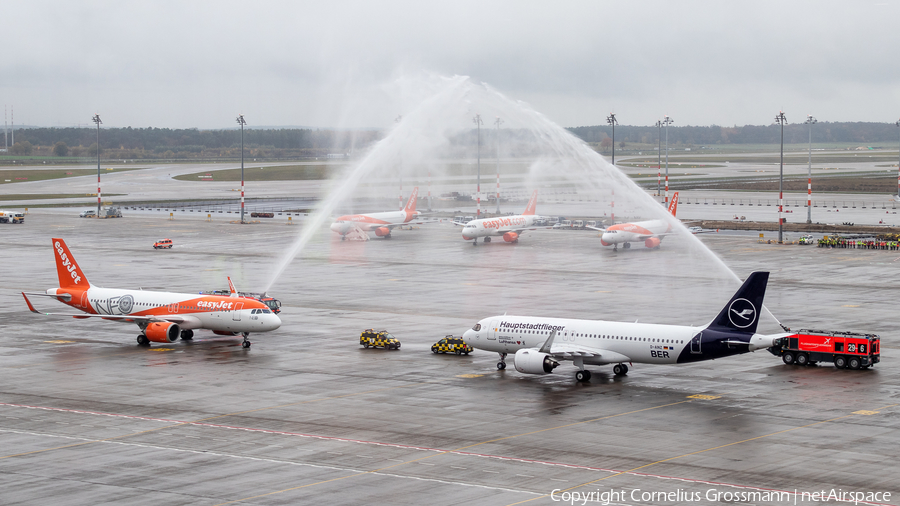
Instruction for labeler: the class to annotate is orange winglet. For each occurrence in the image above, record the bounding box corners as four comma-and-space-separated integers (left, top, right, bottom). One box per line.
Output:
21, 292, 40, 314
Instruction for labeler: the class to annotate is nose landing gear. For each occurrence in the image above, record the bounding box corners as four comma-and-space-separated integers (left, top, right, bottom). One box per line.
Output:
497, 352, 507, 370
241, 332, 252, 349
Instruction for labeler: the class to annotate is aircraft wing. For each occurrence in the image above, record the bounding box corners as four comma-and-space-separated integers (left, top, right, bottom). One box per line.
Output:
536, 331, 631, 362
22, 292, 196, 325
585, 226, 606, 232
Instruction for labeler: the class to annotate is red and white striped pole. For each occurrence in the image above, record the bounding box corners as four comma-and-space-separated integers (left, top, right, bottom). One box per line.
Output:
611, 188, 615, 225
92, 113, 102, 217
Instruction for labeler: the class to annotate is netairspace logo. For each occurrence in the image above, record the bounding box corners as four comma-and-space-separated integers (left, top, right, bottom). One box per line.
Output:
549, 488, 892, 505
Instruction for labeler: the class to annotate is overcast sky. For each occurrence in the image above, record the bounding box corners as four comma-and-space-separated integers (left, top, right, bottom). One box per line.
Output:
2, 1, 899, 130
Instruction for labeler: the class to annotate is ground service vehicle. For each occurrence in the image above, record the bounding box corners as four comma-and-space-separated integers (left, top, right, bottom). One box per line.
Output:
431, 335, 473, 355
153, 238, 173, 249
101, 207, 122, 218
769, 330, 880, 369
0, 210, 25, 224
360, 329, 401, 350
79, 210, 97, 218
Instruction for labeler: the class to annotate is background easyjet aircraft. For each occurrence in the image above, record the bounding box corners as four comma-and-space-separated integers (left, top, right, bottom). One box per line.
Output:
460, 190, 546, 245
22, 238, 281, 348
598, 192, 680, 250
330, 187, 423, 240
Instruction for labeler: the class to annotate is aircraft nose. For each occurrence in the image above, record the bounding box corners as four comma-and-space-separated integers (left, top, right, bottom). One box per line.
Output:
330, 222, 344, 234
269, 314, 282, 330
462, 329, 474, 345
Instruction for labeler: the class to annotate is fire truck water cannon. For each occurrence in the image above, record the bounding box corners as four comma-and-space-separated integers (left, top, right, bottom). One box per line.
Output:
769, 329, 880, 370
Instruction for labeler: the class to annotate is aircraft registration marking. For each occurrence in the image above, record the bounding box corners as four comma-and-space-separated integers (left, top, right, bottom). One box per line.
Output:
456, 374, 484, 378
687, 394, 721, 400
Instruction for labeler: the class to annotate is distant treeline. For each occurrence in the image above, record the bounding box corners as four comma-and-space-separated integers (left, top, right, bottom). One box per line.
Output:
4, 127, 382, 159
567, 122, 900, 146
3, 121, 898, 161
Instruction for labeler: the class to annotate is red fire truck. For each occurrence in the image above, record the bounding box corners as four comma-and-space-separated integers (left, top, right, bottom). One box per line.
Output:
769, 329, 880, 370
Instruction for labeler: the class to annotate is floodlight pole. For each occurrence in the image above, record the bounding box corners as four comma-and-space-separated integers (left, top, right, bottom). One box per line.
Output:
607, 113, 617, 165
474, 114, 483, 218
662, 115, 673, 204
237, 114, 246, 224
895, 119, 900, 199
655, 120, 662, 197
806, 115, 816, 224
495, 116, 503, 214
775, 111, 787, 243
92, 114, 102, 216
396, 115, 403, 210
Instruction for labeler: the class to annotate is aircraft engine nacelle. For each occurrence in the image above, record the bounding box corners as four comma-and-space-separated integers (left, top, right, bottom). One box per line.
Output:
374, 227, 391, 237
644, 237, 661, 249
145, 322, 180, 343
513, 349, 559, 375
212, 330, 241, 336
502, 232, 519, 243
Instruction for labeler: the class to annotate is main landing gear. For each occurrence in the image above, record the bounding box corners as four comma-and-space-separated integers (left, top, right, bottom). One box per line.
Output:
484, 237, 491, 243
575, 370, 592, 382
136, 335, 150, 346
497, 352, 507, 370
241, 332, 252, 349
613, 363, 629, 376
473, 238, 478, 246
181, 329, 194, 340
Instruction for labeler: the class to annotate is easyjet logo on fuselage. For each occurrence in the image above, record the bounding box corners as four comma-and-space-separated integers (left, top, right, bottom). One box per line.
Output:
199, 299, 236, 310
482, 216, 526, 229
55, 240, 82, 285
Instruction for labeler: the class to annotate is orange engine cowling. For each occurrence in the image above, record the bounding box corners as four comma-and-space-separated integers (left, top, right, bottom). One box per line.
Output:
374, 227, 391, 237
502, 232, 519, 243
145, 322, 180, 343
213, 330, 240, 336
644, 237, 661, 249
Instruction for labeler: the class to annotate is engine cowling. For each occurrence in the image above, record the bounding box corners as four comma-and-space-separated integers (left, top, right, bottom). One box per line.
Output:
644, 237, 661, 249
513, 349, 559, 374
374, 227, 391, 237
502, 231, 519, 243
212, 330, 241, 336
145, 322, 180, 343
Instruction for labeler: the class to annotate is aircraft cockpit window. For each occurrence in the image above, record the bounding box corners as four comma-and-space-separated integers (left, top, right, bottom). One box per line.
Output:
473, 324, 481, 331
262, 309, 271, 314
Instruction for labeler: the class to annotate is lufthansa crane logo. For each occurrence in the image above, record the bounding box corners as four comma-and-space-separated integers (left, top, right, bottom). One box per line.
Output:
727, 298, 757, 329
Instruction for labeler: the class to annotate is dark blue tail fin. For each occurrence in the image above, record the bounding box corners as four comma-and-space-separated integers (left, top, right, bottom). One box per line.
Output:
706, 272, 769, 334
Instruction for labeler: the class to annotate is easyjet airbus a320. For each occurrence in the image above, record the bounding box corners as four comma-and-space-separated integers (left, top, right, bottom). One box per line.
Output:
463, 272, 787, 382
460, 190, 546, 245
598, 192, 680, 251
331, 187, 423, 240
22, 238, 281, 348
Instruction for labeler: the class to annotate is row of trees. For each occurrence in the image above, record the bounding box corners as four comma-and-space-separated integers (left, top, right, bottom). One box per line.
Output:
2, 121, 897, 160
567, 122, 900, 146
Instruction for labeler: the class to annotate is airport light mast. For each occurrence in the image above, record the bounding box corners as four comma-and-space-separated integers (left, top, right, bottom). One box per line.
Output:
662, 115, 673, 204
495, 116, 503, 214
607, 113, 618, 165
92, 114, 102, 217
474, 114, 483, 218
655, 119, 662, 197
236, 114, 246, 224
805, 115, 816, 224
896, 119, 900, 200
396, 115, 403, 210
775, 111, 787, 243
